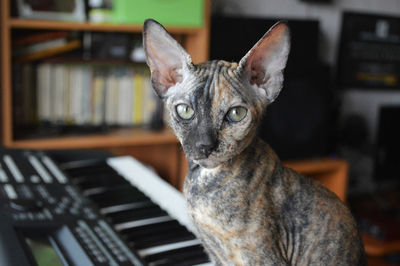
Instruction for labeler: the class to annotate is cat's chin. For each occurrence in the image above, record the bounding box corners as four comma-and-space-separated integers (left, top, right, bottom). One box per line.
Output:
193, 158, 222, 169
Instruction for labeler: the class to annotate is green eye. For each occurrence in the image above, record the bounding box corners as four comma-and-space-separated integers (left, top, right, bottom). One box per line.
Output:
176, 104, 195, 120
226, 107, 247, 123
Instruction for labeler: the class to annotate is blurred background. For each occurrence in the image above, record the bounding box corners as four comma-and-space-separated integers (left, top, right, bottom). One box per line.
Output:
1, 0, 400, 265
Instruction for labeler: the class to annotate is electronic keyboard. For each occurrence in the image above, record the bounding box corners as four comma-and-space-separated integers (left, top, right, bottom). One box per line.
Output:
0, 148, 211, 266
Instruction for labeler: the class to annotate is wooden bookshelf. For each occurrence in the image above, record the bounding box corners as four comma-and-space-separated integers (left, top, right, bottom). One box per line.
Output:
8, 18, 201, 34
10, 128, 179, 150
0, 0, 210, 184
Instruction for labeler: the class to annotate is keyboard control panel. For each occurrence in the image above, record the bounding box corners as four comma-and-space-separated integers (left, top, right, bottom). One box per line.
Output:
0, 149, 144, 266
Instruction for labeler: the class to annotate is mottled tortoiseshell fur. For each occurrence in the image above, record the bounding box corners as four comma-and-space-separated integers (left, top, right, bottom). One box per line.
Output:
144, 20, 366, 265
181, 61, 365, 265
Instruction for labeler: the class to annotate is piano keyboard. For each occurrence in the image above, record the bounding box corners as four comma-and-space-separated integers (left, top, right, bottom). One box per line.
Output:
59, 156, 211, 266
0, 148, 211, 266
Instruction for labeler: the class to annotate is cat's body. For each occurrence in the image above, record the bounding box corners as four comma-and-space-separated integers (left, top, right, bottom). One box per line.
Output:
185, 138, 364, 265
143, 19, 366, 265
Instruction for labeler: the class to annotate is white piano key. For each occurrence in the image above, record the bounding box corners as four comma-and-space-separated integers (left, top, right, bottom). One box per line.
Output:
3, 184, 18, 199
42, 156, 67, 183
0, 168, 8, 182
82, 186, 114, 197
114, 216, 173, 231
100, 201, 153, 215
28, 155, 53, 183
107, 156, 196, 233
138, 239, 202, 257
30, 175, 41, 183
3, 155, 24, 183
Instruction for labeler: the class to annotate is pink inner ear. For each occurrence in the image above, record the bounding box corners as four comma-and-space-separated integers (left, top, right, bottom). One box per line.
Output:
165, 68, 182, 87
146, 39, 186, 90
246, 43, 272, 87
245, 23, 289, 87
249, 59, 265, 86
156, 67, 183, 91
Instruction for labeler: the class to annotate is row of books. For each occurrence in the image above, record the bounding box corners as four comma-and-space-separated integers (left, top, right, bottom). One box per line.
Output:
13, 63, 160, 128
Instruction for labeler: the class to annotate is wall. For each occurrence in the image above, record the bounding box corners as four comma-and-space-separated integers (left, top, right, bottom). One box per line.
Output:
213, 0, 400, 142
214, 0, 400, 64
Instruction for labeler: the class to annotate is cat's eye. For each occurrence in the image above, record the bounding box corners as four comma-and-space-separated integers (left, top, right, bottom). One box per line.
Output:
226, 107, 247, 123
176, 104, 195, 120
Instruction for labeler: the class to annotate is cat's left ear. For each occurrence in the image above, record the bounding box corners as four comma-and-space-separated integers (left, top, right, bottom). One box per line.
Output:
143, 19, 193, 98
238, 22, 290, 104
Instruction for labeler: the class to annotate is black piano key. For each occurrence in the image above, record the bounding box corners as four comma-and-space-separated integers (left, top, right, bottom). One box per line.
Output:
64, 162, 114, 175
120, 220, 183, 239
144, 245, 210, 265
62, 160, 119, 179
164, 253, 211, 266
72, 173, 129, 190
153, 253, 210, 266
107, 204, 168, 225
87, 185, 149, 208
130, 227, 196, 250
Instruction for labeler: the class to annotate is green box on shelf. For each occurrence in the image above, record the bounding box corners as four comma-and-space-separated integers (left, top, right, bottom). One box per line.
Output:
112, 0, 204, 27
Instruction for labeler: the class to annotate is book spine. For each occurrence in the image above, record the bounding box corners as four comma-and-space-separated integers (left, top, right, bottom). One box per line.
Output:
37, 63, 52, 123
29, 63, 155, 130
81, 66, 93, 125
133, 71, 144, 125
143, 72, 157, 126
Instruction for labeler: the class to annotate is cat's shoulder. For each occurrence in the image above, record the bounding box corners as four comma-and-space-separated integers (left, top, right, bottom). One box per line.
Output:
278, 165, 355, 224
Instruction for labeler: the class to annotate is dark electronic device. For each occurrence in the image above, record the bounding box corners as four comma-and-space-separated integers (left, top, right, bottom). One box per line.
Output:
337, 11, 400, 89
0, 148, 210, 265
374, 106, 400, 182
0, 149, 144, 266
210, 16, 334, 160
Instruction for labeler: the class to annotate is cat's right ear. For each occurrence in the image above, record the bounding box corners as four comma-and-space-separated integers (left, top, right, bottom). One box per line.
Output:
238, 22, 290, 104
143, 19, 193, 98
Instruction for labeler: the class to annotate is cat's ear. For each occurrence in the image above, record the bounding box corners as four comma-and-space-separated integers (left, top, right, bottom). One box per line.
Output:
143, 19, 193, 98
238, 22, 290, 104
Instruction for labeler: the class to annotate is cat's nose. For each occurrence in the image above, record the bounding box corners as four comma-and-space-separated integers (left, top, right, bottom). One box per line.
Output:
196, 135, 217, 157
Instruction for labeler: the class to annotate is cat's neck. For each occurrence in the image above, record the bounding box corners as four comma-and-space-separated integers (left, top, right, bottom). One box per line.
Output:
187, 137, 281, 185
224, 137, 280, 169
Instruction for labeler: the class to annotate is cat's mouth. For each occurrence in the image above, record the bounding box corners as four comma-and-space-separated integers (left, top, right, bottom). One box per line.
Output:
192, 154, 223, 169
193, 158, 220, 169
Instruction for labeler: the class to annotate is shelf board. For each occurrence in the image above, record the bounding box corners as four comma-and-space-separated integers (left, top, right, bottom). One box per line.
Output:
9, 18, 201, 34
9, 128, 179, 150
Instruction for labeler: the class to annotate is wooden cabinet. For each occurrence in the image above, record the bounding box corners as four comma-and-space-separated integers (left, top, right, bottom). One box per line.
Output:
0, 0, 210, 183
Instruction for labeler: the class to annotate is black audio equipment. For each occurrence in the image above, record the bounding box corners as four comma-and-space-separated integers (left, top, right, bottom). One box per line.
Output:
210, 16, 335, 160
0, 148, 210, 266
374, 106, 400, 182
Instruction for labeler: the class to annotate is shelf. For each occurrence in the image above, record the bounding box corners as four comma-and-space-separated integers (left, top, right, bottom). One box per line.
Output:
283, 158, 348, 176
9, 18, 202, 34
284, 158, 349, 202
1, 0, 210, 184
8, 128, 179, 149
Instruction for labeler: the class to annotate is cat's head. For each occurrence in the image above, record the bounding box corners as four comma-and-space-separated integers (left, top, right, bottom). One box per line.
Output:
143, 19, 290, 168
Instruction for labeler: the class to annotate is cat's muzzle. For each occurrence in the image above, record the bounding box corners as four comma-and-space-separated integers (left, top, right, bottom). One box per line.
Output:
195, 133, 217, 158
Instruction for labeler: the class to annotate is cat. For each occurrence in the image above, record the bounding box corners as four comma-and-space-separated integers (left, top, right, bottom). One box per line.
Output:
143, 19, 366, 265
